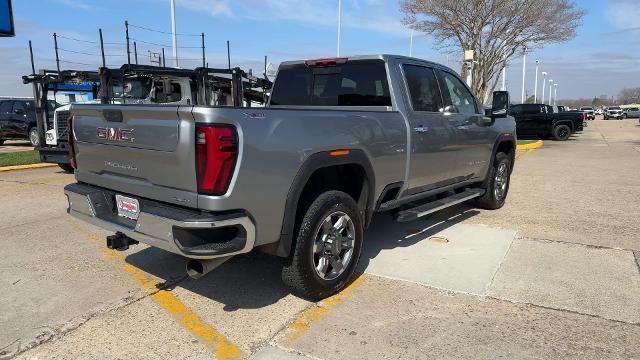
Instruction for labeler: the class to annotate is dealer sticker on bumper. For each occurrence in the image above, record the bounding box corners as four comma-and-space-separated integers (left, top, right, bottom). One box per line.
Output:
115, 194, 140, 220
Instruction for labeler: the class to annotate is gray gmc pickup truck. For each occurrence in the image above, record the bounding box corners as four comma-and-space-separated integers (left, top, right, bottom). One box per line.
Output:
64, 55, 516, 299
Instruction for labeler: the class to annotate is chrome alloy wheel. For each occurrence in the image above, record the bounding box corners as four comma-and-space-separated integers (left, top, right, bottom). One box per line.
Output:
312, 211, 355, 281
494, 162, 508, 202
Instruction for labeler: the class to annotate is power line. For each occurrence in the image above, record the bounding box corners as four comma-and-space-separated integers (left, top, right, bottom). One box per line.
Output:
56, 35, 99, 44
128, 23, 200, 37
58, 48, 99, 56
130, 37, 201, 49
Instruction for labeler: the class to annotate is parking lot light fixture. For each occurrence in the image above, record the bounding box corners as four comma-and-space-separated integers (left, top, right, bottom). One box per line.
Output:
521, 47, 526, 103
541, 71, 547, 104
534, 60, 539, 103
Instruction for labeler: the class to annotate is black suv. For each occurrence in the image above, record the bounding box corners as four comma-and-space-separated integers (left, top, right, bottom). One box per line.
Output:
0, 98, 57, 147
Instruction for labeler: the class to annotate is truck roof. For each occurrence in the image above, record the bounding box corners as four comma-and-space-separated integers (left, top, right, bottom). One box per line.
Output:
279, 54, 456, 72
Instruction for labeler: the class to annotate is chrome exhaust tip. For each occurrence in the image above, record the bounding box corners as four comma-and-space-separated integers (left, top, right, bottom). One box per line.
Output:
185, 256, 232, 279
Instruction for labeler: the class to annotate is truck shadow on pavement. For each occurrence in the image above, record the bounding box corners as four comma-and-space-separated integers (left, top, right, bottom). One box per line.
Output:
124, 205, 479, 309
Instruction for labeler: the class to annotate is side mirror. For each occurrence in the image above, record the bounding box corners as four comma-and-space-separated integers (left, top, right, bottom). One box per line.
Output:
491, 91, 510, 118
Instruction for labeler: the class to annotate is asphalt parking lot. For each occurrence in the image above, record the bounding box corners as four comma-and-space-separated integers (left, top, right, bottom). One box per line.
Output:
1, 119, 639, 359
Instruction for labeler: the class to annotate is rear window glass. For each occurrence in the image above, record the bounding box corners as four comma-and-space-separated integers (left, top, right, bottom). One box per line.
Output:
270, 60, 391, 107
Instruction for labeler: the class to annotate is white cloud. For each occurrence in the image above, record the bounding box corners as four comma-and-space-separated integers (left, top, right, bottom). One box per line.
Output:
606, 0, 640, 31
52, 0, 100, 11
177, 0, 234, 17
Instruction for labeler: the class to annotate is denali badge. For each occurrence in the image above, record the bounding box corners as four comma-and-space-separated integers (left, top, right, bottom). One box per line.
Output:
97, 127, 135, 142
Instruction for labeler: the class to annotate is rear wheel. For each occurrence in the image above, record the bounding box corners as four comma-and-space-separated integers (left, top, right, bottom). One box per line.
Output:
0, 139, 4, 145
282, 190, 363, 300
476, 152, 511, 210
58, 163, 74, 173
28, 127, 39, 147
552, 124, 571, 141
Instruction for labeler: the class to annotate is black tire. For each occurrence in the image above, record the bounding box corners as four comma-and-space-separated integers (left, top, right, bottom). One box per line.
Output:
552, 124, 571, 141
58, 163, 74, 173
28, 127, 39, 147
476, 152, 511, 210
0, 139, 4, 145
282, 190, 363, 300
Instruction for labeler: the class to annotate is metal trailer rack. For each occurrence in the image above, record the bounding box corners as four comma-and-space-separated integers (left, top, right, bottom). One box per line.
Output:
22, 69, 100, 165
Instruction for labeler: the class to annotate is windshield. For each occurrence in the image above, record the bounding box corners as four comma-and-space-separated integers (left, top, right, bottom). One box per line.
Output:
609, 106, 621, 110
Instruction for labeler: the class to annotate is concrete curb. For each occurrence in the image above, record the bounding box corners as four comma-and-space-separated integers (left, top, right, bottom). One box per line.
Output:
0, 163, 57, 172
516, 140, 543, 150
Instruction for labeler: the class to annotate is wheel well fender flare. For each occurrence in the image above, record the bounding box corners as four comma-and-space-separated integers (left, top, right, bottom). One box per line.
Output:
484, 134, 516, 186
275, 149, 375, 257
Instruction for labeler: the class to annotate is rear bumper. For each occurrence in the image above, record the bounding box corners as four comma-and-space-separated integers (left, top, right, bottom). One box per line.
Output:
38, 145, 69, 164
64, 183, 255, 259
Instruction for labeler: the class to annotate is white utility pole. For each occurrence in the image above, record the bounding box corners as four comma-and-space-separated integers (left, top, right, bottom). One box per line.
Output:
171, 0, 178, 67
521, 47, 526, 103
336, 0, 342, 57
533, 60, 539, 103
554, 84, 558, 106
501, 60, 506, 91
409, 29, 414, 57
541, 72, 547, 104
548, 80, 554, 105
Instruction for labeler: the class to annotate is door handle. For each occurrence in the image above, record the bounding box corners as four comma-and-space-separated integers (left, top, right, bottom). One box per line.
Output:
413, 126, 429, 133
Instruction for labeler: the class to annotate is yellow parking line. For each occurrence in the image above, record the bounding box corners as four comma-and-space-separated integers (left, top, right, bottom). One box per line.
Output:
0, 163, 57, 172
283, 275, 366, 344
515, 149, 535, 160
516, 140, 543, 150
69, 222, 242, 360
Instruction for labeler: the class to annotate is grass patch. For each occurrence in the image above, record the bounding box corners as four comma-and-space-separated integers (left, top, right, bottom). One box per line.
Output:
517, 140, 538, 145
0, 150, 42, 167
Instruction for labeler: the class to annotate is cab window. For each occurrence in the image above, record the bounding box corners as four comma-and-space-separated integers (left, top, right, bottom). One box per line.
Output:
402, 65, 442, 112
437, 70, 478, 114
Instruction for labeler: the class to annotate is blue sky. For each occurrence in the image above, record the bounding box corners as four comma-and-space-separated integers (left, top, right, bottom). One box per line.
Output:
1, 0, 639, 100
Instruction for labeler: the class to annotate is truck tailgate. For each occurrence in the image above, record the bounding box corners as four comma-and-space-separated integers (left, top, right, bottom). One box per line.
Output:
71, 104, 199, 208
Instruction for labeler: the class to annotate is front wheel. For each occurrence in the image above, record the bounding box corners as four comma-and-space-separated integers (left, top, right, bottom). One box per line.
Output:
476, 152, 512, 210
553, 124, 571, 141
282, 190, 363, 300
28, 128, 39, 147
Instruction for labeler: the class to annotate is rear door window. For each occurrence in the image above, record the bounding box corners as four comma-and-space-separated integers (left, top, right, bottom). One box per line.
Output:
436, 70, 478, 115
0, 101, 13, 114
270, 60, 391, 106
402, 65, 442, 112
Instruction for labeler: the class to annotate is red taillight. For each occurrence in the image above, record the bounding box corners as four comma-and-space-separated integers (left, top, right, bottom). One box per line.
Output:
304, 57, 348, 67
195, 125, 238, 196
67, 115, 77, 169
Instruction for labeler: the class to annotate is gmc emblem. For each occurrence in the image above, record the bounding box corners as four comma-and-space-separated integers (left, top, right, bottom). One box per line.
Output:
97, 127, 135, 143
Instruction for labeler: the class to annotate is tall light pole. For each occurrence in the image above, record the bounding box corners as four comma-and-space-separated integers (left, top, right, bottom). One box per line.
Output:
171, 0, 178, 67
501, 53, 507, 91
533, 60, 539, 103
541, 72, 547, 104
409, 29, 414, 57
521, 47, 526, 103
336, 0, 342, 57
548, 80, 554, 105
554, 84, 558, 106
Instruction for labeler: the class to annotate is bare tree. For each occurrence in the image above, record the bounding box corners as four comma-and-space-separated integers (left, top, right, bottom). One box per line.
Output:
618, 87, 640, 104
400, 0, 585, 103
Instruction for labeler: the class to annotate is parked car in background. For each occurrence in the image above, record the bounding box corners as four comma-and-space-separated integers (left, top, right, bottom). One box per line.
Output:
64, 55, 517, 299
624, 107, 640, 119
579, 107, 595, 120
604, 106, 624, 120
595, 108, 603, 115
0, 98, 58, 146
509, 103, 585, 141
